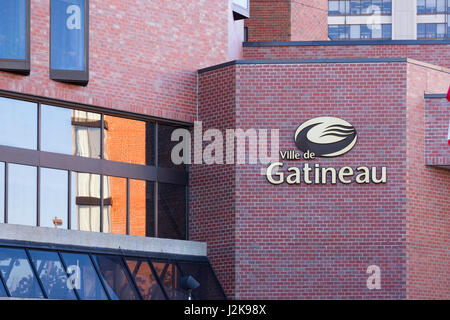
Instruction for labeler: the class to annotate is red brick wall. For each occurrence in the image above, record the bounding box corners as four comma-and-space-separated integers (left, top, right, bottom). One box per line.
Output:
406, 67, 450, 299
245, 0, 292, 42
243, 44, 450, 69
195, 60, 450, 299
425, 97, 450, 166
191, 66, 237, 298
291, 0, 328, 41
0, 0, 230, 123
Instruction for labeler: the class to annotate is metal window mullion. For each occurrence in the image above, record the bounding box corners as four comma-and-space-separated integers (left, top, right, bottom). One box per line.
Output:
121, 256, 143, 300
4, 163, 7, 224
126, 178, 130, 235
100, 114, 104, 160
154, 123, 158, 238
100, 174, 104, 233
147, 258, 170, 300
88, 253, 112, 300
36, 167, 40, 227
68, 171, 72, 230
24, 248, 48, 299
57, 251, 81, 300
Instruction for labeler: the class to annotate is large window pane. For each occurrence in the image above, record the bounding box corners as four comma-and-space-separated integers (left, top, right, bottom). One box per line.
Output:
103, 115, 154, 165
0, 163, 4, 224
29, 250, 77, 300
158, 183, 186, 240
0, 247, 44, 298
40, 168, 68, 229
71, 172, 101, 232
60, 252, 108, 300
0, 97, 37, 150
8, 164, 37, 227
0, 0, 27, 60
129, 179, 154, 237
152, 261, 185, 299
41, 105, 101, 159
103, 176, 126, 235
93, 255, 139, 300
51, 0, 86, 71
126, 259, 165, 300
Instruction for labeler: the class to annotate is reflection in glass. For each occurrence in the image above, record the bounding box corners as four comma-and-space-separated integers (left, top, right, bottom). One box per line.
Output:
93, 255, 139, 300
126, 259, 165, 300
103, 115, 154, 165
152, 261, 184, 300
71, 172, 101, 232
129, 179, 154, 237
0, 97, 37, 150
41, 105, 101, 158
40, 168, 68, 229
0, 0, 27, 60
8, 164, 36, 227
158, 124, 186, 169
178, 262, 226, 300
60, 252, 108, 300
0, 163, 4, 224
0, 276, 7, 297
0, 247, 44, 298
103, 176, 126, 235
158, 183, 186, 240
29, 250, 77, 300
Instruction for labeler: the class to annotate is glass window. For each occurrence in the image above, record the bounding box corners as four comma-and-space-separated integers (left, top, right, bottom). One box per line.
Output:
126, 259, 165, 300
8, 164, 37, 227
437, 23, 447, 37
0, 97, 37, 150
0, 163, 4, 224
328, 25, 340, 39
152, 261, 185, 299
361, 25, 372, 38
350, 25, 361, 38
437, 0, 446, 12
329, 1, 340, 14
0, 247, 44, 298
178, 262, 226, 300
350, 0, 361, 14
103, 115, 154, 165
40, 168, 68, 229
361, 0, 372, 13
382, 0, 392, 14
339, 0, 350, 14
0, 276, 7, 297
448, 0, 450, 12
158, 183, 186, 241
28, 250, 77, 299
426, 0, 437, 13
372, 25, 382, 38
41, 105, 101, 159
103, 176, 127, 235
51, 0, 86, 71
60, 252, 108, 300
426, 23, 437, 37
418, 0, 426, 13
158, 124, 187, 169
418, 24, 426, 38
129, 179, 154, 237
93, 255, 139, 300
71, 172, 101, 232
0, 0, 27, 60
372, 0, 382, 12
382, 24, 392, 38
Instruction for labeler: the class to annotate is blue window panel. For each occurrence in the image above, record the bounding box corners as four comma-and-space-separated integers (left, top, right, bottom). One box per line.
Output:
350, 0, 361, 14
382, 24, 392, 38
361, 25, 372, 38
437, 0, 446, 12
60, 252, 108, 300
40, 168, 68, 229
8, 164, 37, 227
51, 0, 86, 71
437, 23, 446, 37
328, 25, 340, 39
382, 0, 392, 14
0, 276, 7, 297
0, 247, 45, 299
361, 0, 372, 14
418, 0, 426, 13
29, 250, 77, 300
426, 23, 437, 37
0, 0, 27, 60
426, 0, 437, 13
329, 1, 340, 14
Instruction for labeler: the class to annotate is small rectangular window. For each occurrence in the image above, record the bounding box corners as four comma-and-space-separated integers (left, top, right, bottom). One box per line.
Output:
437, 0, 446, 12
361, 25, 372, 38
329, 1, 340, 14
426, 0, 437, 13
71, 171, 101, 232
0, 0, 30, 74
426, 23, 437, 37
382, 0, 392, 14
350, 25, 361, 38
418, 24, 426, 38
50, 0, 89, 85
328, 25, 340, 39
372, 25, 382, 38
350, 0, 361, 14
437, 23, 447, 37
40, 168, 68, 229
361, 0, 372, 14
8, 164, 37, 227
418, 0, 426, 13
382, 24, 392, 38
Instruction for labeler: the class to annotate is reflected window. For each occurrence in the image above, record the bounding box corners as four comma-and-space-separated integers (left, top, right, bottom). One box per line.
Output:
93, 255, 139, 300
71, 172, 101, 232
8, 164, 37, 227
0, 97, 37, 150
40, 168, 68, 229
126, 259, 165, 300
158, 183, 186, 240
103, 115, 154, 165
103, 176, 126, 235
0, 247, 44, 298
129, 179, 154, 237
152, 261, 185, 300
29, 250, 77, 299
158, 124, 187, 169
0, 163, 4, 224
41, 105, 101, 159
60, 252, 108, 300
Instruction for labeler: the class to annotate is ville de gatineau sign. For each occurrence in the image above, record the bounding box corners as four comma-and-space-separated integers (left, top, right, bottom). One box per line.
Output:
266, 117, 387, 185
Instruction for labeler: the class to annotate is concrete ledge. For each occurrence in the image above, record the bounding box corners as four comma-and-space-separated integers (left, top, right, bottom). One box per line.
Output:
0, 223, 207, 257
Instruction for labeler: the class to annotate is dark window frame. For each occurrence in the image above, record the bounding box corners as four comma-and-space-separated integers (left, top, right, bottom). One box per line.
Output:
0, 0, 30, 75
417, 22, 449, 38
49, 0, 89, 86
0, 90, 190, 240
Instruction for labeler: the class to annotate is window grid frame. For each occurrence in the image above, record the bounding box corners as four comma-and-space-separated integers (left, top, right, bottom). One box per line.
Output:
328, 0, 392, 16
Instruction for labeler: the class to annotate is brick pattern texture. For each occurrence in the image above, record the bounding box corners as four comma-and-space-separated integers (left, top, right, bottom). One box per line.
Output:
291, 0, 328, 41
425, 97, 450, 166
